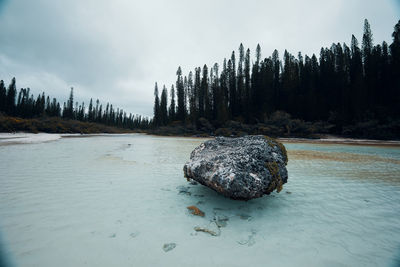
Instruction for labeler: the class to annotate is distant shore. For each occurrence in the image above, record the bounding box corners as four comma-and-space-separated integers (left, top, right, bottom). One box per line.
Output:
2, 131, 400, 147
1, 114, 399, 146
0, 114, 144, 134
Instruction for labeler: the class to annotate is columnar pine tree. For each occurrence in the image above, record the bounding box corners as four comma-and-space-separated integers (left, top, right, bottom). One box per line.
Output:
176, 67, 185, 121
169, 85, 176, 121
153, 83, 160, 126
244, 49, 251, 122
237, 44, 245, 116
229, 51, 237, 117
160, 85, 168, 126
6, 77, 16, 115
0, 80, 6, 112
188, 71, 196, 123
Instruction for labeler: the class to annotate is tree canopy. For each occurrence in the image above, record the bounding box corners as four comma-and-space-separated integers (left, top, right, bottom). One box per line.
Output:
152, 19, 400, 134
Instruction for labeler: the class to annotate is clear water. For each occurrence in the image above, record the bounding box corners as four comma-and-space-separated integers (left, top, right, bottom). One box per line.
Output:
0, 134, 399, 267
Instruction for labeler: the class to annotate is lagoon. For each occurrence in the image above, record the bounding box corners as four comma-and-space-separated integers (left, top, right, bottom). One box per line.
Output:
0, 134, 399, 267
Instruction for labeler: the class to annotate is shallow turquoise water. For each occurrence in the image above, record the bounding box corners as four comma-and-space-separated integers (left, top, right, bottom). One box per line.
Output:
0, 134, 399, 267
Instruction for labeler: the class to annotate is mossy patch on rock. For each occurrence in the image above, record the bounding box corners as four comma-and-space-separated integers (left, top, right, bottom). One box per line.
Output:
264, 135, 277, 148
264, 136, 287, 192
264, 135, 288, 166
265, 161, 283, 193
277, 142, 288, 165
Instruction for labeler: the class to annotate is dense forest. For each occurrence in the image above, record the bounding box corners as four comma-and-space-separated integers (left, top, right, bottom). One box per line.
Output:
153, 19, 400, 139
0, 79, 151, 131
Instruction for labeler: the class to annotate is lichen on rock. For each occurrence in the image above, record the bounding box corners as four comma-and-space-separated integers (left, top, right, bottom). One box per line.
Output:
183, 135, 288, 200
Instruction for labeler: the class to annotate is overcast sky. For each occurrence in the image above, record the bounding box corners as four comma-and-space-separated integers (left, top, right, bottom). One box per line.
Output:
0, 0, 399, 117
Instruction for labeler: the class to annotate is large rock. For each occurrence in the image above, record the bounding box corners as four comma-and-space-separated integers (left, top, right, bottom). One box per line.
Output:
183, 135, 288, 200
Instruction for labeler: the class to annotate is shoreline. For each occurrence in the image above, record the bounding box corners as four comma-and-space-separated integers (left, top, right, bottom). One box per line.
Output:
1, 131, 400, 147
0, 132, 144, 145
277, 137, 400, 147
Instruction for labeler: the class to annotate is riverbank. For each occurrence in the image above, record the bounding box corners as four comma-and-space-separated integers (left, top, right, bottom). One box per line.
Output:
0, 114, 144, 134
1, 114, 399, 145
147, 116, 400, 141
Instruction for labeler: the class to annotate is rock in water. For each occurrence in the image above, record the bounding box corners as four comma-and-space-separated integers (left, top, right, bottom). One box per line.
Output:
183, 135, 288, 200
187, 205, 205, 217
162, 243, 176, 252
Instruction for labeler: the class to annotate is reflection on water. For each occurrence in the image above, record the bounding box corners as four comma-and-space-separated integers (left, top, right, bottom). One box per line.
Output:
0, 134, 399, 267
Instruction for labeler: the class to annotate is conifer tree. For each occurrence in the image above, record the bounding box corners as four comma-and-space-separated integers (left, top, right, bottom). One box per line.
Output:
169, 84, 176, 121
194, 67, 201, 118
176, 66, 185, 121
88, 98, 93, 121
6, 77, 16, 115
237, 44, 245, 115
362, 19, 374, 106
350, 35, 365, 118
198, 66, 206, 118
66, 87, 74, 119
244, 49, 251, 121
211, 63, 219, 121
160, 85, 168, 125
153, 82, 160, 126
202, 64, 212, 120
0, 80, 6, 112
188, 71, 196, 123
229, 51, 237, 117
362, 19, 373, 65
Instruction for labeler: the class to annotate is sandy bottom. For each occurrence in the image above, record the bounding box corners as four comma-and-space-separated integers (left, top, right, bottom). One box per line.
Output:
0, 134, 399, 267
279, 136, 400, 147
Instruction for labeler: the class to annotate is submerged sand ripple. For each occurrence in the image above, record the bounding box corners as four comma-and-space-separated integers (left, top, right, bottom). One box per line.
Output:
289, 150, 400, 165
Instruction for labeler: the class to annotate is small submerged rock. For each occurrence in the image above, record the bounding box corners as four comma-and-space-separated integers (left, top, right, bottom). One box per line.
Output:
176, 185, 191, 196
187, 205, 205, 217
214, 215, 229, 228
163, 243, 176, 252
194, 222, 221, 236
238, 214, 252, 221
130, 232, 139, 238
183, 135, 288, 200
237, 229, 257, 246
160, 188, 171, 191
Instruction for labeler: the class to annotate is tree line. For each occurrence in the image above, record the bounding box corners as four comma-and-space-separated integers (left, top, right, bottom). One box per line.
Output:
0, 79, 150, 129
153, 19, 400, 133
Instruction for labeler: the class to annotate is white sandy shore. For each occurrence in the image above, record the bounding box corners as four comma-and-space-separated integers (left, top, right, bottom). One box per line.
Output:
0, 133, 62, 145
0, 133, 140, 145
